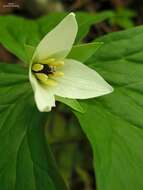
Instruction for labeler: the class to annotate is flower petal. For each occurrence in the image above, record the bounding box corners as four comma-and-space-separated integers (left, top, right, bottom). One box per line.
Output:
29, 72, 55, 112
34, 13, 78, 61
53, 59, 113, 99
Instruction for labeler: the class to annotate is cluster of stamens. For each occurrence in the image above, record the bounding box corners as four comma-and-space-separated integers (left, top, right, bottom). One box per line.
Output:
32, 58, 64, 86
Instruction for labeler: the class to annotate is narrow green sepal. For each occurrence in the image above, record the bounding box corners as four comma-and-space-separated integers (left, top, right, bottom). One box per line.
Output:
56, 96, 85, 113
68, 42, 103, 63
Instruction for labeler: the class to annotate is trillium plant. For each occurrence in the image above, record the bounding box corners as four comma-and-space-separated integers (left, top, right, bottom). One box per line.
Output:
1, 10, 142, 190
29, 13, 113, 112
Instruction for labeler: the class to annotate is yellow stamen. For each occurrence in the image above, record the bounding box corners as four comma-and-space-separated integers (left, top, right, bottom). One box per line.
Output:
35, 73, 48, 83
35, 73, 57, 86
43, 79, 58, 86
48, 61, 64, 67
32, 64, 44, 72
40, 58, 55, 64
53, 71, 64, 77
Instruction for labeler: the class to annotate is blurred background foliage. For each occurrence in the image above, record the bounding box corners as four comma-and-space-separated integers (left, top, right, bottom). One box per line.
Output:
0, 0, 143, 189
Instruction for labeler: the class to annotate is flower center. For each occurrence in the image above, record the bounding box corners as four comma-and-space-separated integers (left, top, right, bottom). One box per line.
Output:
32, 58, 64, 86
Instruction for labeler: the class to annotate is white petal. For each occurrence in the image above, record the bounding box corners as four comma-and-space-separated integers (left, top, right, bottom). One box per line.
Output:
29, 71, 55, 112
53, 59, 113, 99
34, 13, 78, 61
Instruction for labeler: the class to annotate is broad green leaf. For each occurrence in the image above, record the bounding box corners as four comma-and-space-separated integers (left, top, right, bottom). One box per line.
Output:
24, 44, 36, 63
76, 101, 143, 190
68, 42, 103, 62
56, 96, 84, 113
75, 25, 143, 190
0, 11, 113, 63
75, 11, 114, 43
0, 63, 67, 190
0, 16, 39, 63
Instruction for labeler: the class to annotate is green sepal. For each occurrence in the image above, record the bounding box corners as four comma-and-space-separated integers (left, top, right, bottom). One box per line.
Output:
68, 42, 103, 62
56, 96, 85, 113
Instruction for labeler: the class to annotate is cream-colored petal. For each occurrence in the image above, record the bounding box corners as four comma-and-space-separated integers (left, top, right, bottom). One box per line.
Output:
52, 59, 113, 99
29, 71, 55, 112
33, 13, 78, 61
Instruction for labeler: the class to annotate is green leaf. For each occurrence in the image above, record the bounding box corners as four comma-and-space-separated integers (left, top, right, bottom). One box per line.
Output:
56, 96, 85, 113
109, 8, 136, 29
0, 16, 40, 63
24, 44, 36, 63
0, 63, 67, 190
68, 42, 103, 62
75, 25, 143, 190
0, 11, 113, 63
75, 11, 114, 43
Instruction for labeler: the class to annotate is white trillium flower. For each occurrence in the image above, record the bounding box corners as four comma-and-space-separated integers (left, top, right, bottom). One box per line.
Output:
29, 13, 113, 112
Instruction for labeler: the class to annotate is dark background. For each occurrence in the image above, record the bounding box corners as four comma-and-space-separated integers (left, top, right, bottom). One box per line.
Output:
0, 0, 143, 189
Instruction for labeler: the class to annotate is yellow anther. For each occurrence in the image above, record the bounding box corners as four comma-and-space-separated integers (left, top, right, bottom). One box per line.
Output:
35, 73, 57, 86
32, 64, 44, 72
43, 79, 58, 86
53, 71, 64, 77
40, 58, 55, 64
48, 61, 64, 67
35, 73, 48, 83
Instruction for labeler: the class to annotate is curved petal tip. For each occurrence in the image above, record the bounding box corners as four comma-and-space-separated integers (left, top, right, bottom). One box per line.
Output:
69, 12, 75, 17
